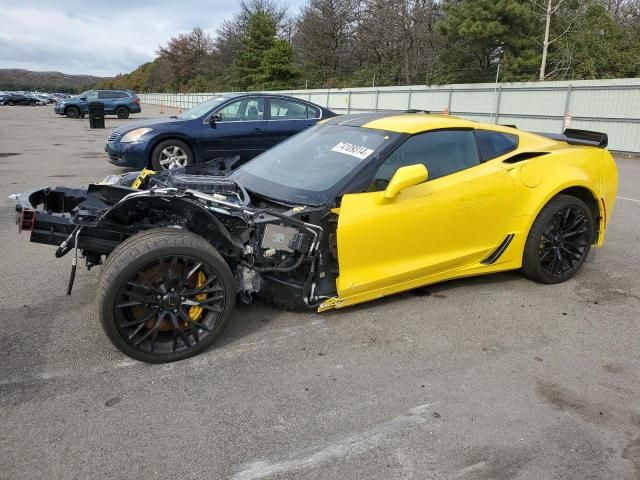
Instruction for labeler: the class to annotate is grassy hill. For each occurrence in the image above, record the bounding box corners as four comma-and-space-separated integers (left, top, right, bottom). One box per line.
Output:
0, 69, 109, 93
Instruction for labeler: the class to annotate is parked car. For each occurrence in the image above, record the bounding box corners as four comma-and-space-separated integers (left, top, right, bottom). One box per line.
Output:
14, 114, 617, 362
3, 93, 37, 106
26, 94, 49, 105
33, 94, 54, 104
54, 89, 141, 119
105, 93, 335, 170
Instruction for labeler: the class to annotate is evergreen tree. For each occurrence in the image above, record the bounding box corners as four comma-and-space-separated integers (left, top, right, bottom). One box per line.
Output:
438, 0, 539, 83
257, 39, 300, 89
232, 12, 277, 90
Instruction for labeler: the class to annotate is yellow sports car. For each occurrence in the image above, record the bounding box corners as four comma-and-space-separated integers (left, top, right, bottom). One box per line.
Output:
14, 112, 618, 362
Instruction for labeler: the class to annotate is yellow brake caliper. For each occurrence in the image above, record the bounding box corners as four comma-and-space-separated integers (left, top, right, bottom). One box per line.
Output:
188, 270, 207, 321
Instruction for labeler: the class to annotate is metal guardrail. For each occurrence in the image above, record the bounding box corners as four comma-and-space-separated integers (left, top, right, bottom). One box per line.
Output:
139, 79, 640, 152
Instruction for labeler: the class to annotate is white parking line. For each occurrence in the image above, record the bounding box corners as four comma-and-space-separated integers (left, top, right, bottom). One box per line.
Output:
618, 196, 640, 203
232, 403, 438, 480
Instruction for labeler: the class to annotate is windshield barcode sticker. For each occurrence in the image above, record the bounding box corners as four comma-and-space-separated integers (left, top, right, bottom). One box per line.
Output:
331, 142, 374, 160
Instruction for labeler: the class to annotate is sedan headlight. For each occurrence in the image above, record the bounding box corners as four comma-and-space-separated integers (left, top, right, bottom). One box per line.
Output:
120, 128, 153, 143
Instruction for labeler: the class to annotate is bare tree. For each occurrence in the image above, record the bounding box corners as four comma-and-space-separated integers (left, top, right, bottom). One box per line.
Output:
293, 0, 361, 86
532, 0, 588, 80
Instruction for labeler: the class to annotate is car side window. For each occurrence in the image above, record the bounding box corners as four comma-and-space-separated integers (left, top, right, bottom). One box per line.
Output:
217, 98, 265, 122
98, 91, 113, 99
475, 130, 518, 161
307, 105, 321, 119
371, 129, 481, 191
270, 99, 310, 120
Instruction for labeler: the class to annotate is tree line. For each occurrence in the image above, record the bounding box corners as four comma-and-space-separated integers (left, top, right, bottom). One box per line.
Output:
97, 0, 640, 92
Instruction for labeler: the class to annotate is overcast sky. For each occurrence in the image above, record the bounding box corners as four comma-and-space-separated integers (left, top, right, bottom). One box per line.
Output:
0, 0, 305, 77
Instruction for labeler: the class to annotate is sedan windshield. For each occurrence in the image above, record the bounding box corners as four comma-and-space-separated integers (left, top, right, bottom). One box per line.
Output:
231, 124, 400, 206
178, 96, 230, 120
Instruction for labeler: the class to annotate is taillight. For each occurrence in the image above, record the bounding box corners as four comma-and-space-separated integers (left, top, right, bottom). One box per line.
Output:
17, 208, 36, 232
133, 98, 140, 105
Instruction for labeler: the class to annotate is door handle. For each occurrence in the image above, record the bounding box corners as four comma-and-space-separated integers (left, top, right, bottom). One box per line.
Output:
253, 128, 265, 134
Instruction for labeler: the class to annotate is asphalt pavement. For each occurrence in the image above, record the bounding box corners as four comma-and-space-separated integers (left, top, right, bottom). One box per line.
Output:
1, 104, 639, 480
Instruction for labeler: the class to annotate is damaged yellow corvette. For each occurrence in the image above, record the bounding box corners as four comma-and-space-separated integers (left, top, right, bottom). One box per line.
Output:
14, 113, 618, 362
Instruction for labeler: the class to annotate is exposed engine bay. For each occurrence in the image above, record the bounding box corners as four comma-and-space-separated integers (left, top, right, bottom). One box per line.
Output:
14, 161, 339, 309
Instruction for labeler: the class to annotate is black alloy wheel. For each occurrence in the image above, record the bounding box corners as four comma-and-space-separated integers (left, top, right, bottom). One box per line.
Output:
115, 255, 224, 354
522, 194, 595, 284
98, 229, 235, 363
539, 206, 591, 278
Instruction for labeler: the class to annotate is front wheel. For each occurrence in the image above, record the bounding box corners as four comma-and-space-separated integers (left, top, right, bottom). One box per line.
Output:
150, 139, 193, 170
66, 106, 81, 118
97, 228, 236, 363
522, 194, 595, 284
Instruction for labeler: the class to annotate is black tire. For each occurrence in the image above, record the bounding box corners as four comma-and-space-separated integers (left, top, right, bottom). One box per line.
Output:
150, 139, 193, 170
66, 106, 81, 118
522, 194, 595, 284
7, 101, 14, 106
97, 228, 236, 363
116, 106, 129, 119
29, 100, 36, 106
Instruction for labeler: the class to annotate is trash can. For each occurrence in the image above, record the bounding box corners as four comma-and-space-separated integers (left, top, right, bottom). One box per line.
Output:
88, 102, 105, 129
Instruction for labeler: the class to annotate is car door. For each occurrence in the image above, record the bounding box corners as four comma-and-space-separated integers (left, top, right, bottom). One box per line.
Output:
264, 98, 320, 147
334, 129, 517, 302
98, 91, 116, 113
198, 97, 267, 164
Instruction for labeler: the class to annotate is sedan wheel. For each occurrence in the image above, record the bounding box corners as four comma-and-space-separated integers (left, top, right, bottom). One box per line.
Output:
159, 145, 189, 169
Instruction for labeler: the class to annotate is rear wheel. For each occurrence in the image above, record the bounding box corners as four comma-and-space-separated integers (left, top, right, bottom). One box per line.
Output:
522, 194, 595, 284
151, 139, 193, 170
97, 228, 236, 363
66, 106, 81, 118
116, 106, 129, 119
7, 101, 14, 106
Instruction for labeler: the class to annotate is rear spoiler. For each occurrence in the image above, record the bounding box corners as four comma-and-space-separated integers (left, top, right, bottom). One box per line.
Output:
537, 128, 608, 148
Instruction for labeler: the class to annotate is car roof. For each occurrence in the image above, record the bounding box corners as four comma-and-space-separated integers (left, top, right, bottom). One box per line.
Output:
223, 92, 327, 106
322, 112, 477, 134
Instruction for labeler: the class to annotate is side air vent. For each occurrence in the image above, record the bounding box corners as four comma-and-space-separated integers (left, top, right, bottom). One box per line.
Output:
503, 151, 549, 164
481, 234, 515, 265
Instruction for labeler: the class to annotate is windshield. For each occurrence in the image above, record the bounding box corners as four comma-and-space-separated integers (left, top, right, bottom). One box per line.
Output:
178, 96, 230, 120
231, 124, 400, 206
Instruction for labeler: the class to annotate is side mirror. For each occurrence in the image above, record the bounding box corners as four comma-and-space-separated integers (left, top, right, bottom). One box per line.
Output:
381, 164, 428, 201
80, 97, 87, 101
209, 113, 221, 124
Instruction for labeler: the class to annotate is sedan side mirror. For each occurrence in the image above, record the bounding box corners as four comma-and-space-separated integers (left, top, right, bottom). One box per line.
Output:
209, 113, 222, 124
380, 164, 428, 202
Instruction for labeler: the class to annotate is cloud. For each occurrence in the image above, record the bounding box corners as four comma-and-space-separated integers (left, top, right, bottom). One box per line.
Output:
0, 0, 303, 77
